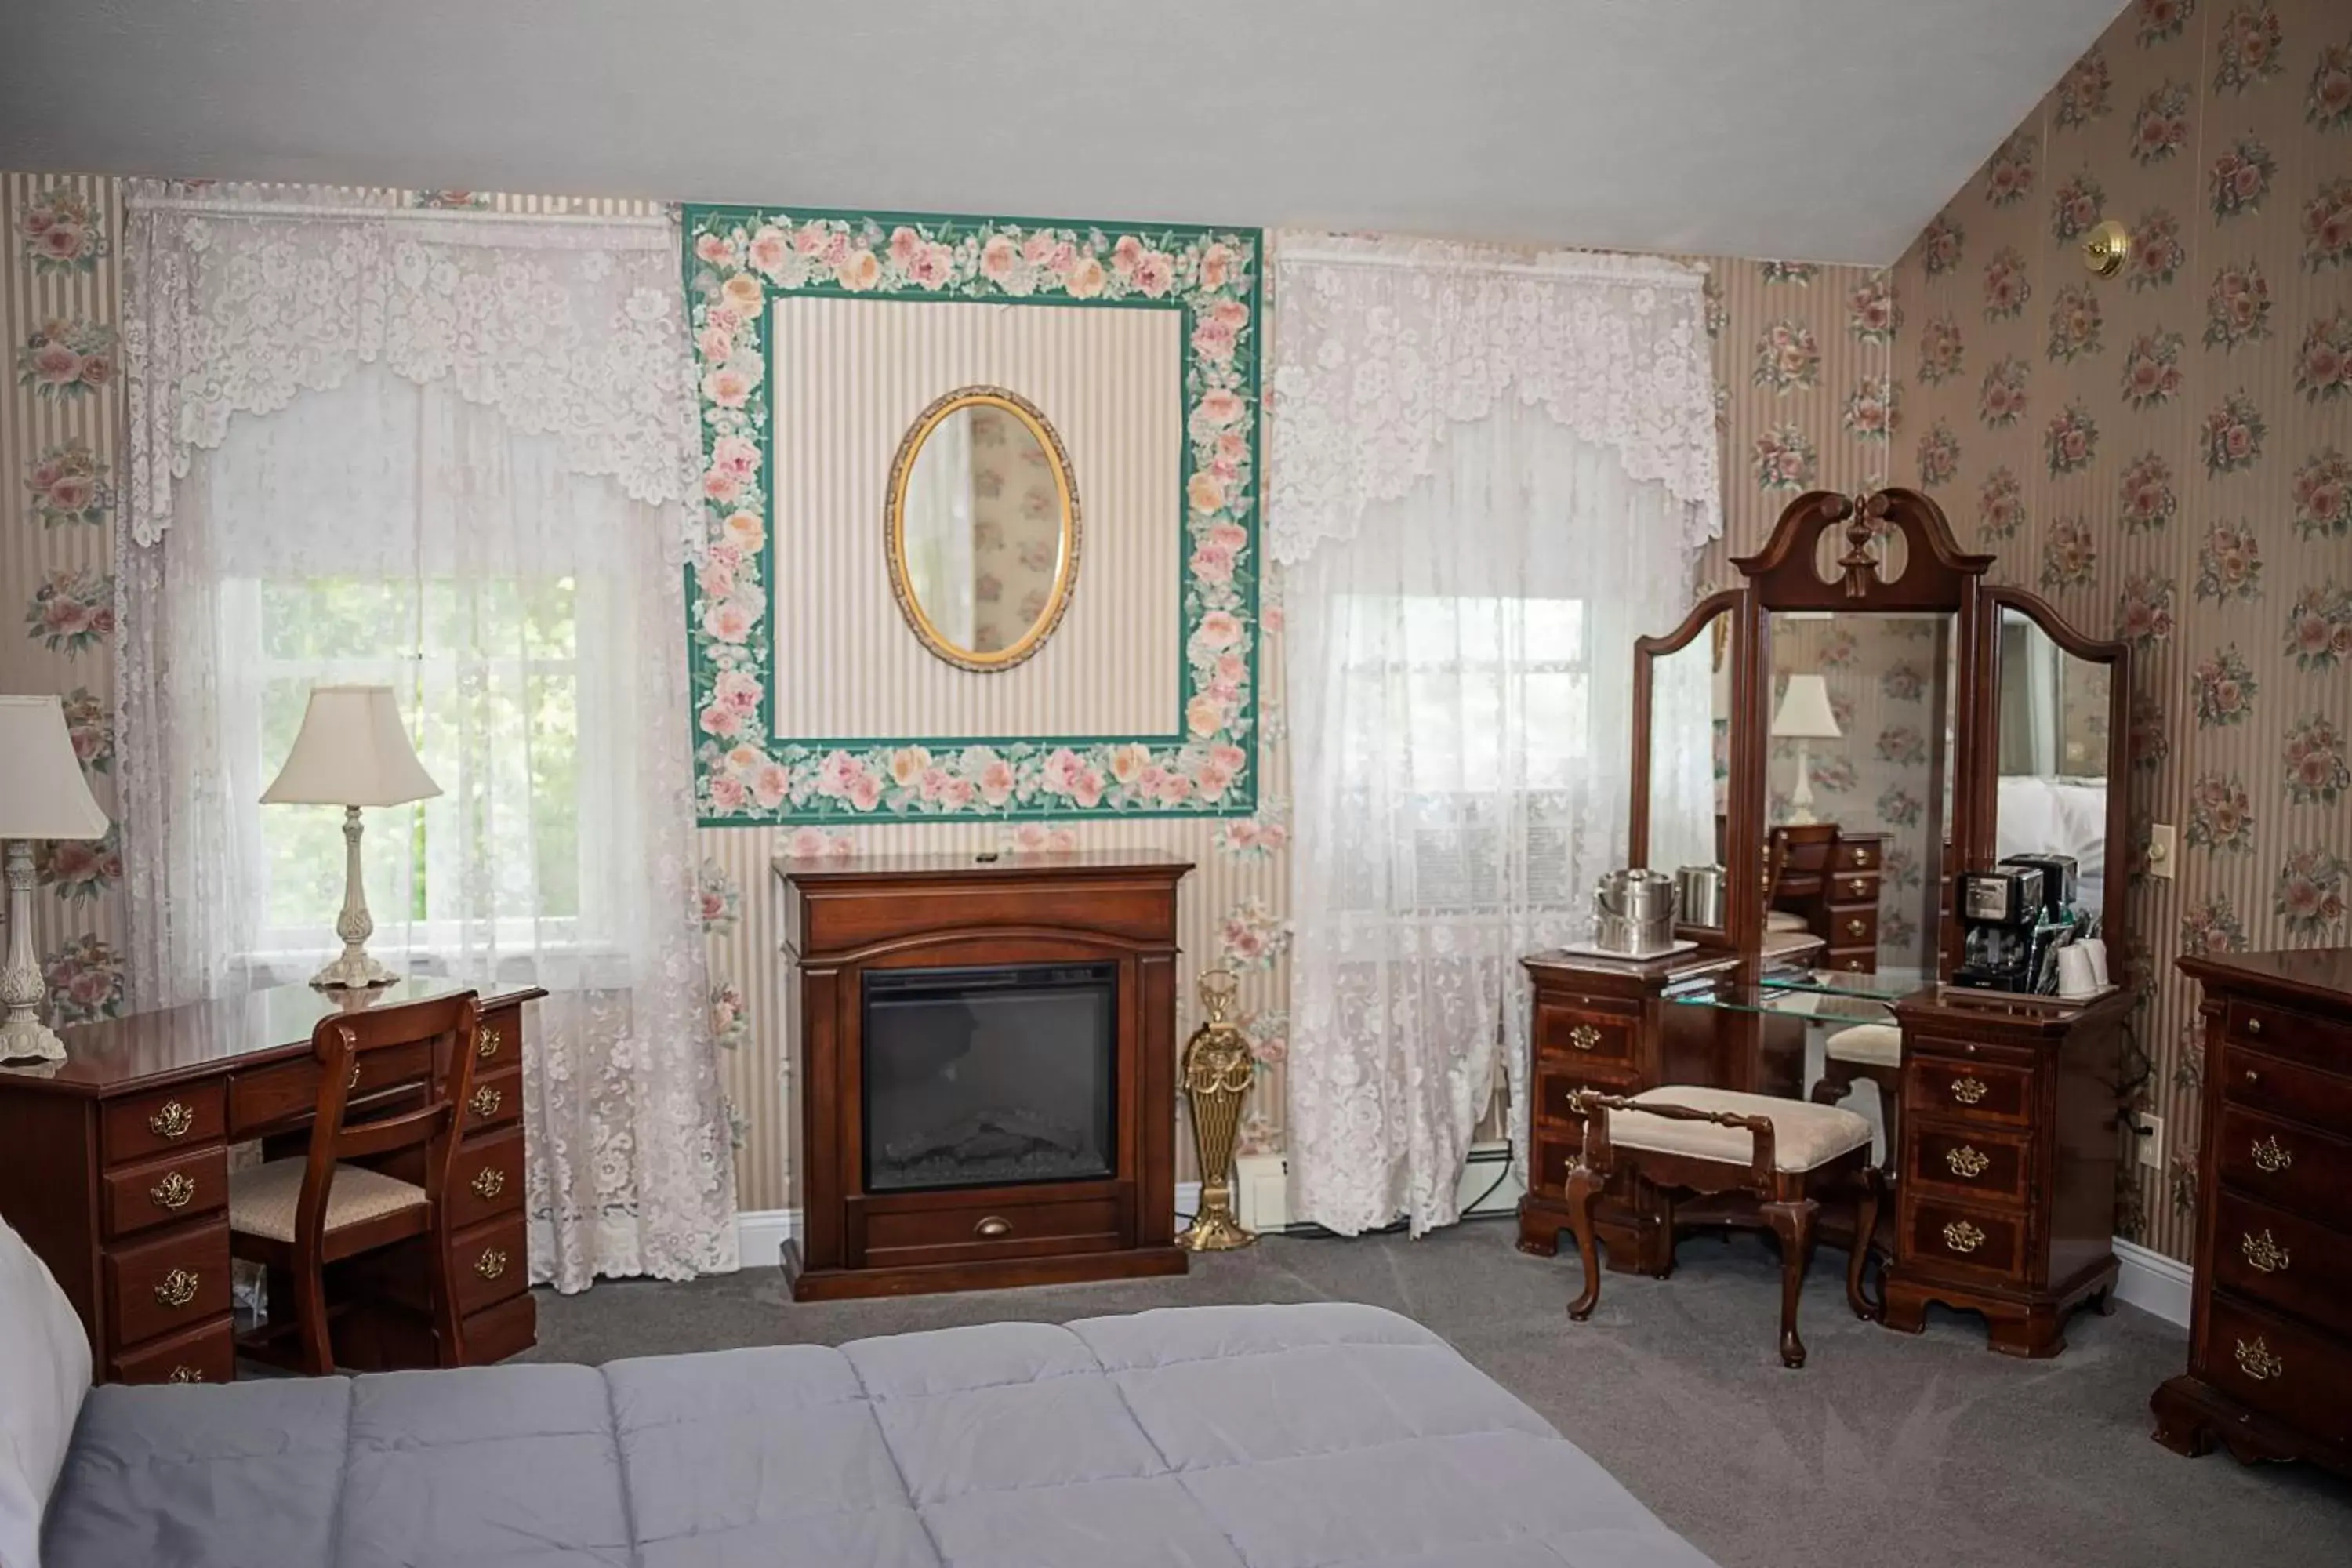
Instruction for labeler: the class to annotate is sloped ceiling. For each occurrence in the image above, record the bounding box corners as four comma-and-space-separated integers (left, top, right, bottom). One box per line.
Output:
0, 0, 2124, 263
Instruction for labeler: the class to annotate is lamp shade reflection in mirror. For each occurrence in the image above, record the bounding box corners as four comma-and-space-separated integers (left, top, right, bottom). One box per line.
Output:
885, 386, 1080, 673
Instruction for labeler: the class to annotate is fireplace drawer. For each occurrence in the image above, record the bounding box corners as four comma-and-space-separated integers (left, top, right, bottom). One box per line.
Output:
855, 1193, 1127, 1269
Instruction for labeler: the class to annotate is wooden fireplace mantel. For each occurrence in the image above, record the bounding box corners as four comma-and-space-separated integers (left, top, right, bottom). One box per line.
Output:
775, 850, 1192, 1300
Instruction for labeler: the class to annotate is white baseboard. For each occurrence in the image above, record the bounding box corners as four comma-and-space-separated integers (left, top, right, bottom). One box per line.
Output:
737, 1185, 1208, 1269
2112, 1236, 2193, 1328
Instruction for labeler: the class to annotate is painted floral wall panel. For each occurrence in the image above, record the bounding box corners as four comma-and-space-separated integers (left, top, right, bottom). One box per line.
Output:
1893, 0, 2352, 1263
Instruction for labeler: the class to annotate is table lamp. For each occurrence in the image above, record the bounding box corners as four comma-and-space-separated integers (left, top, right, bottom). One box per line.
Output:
1771, 673, 1842, 826
261, 685, 441, 990
0, 695, 111, 1063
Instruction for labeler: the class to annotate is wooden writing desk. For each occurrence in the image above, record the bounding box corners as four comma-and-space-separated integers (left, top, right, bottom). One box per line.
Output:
0, 977, 543, 1383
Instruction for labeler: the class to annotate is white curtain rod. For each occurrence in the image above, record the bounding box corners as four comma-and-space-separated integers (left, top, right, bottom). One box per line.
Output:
129, 194, 669, 229
1274, 242, 1707, 286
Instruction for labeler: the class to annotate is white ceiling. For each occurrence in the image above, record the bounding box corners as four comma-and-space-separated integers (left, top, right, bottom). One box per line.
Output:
0, 0, 2122, 265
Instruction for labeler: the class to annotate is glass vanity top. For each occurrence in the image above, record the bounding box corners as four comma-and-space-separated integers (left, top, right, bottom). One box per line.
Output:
1662, 969, 1908, 1025
1758, 967, 1928, 1002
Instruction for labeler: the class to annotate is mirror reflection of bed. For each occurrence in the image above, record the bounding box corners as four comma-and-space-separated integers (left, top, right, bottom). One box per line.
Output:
1994, 605, 2110, 920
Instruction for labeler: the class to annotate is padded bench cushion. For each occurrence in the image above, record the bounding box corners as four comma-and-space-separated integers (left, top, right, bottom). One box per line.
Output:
1619, 1086, 1873, 1172
1824, 1022, 1903, 1066
44, 1301, 1719, 1568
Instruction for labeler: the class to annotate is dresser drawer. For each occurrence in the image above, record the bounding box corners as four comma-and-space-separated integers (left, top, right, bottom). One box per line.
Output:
1826, 952, 1875, 974
460, 1068, 524, 1135
2227, 998, 2352, 1079
448, 1127, 526, 1232
448, 1213, 529, 1315
1907, 1054, 2037, 1127
1838, 840, 1882, 873
473, 1009, 523, 1071
107, 1313, 235, 1385
2223, 1045, 2352, 1133
104, 1221, 231, 1348
1903, 1197, 2027, 1278
1831, 870, 1879, 903
1908, 1126, 2031, 1207
1826, 907, 1878, 950
2200, 1292, 2352, 1448
1535, 1003, 1636, 1067
102, 1083, 226, 1167
2216, 1106, 2352, 1229
101, 1145, 228, 1241
860, 1193, 1124, 1268
461, 1290, 537, 1365
2210, 1189, 2352, 1341
1534, 1134, 1579, 1199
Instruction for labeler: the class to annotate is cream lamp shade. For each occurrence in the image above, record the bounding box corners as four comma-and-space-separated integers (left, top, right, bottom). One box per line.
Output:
262, 685, 443, 808
0, 696, 108, 1064
1770, 673, 1842, 741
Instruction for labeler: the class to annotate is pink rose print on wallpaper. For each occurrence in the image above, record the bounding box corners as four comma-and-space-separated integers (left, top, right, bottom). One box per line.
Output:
16, 186, 107, 276
2136, 0, 2193, 48
2129, 208, 2185, 289
1919, 216, 1964, 277
2187, 771, 2255, 853
2119, 332, 2185, 408
2056, 50, 2113, 128
24, 568, 114, 656
22, 439, 111, 528
2045, 403, 2099, 477
2283, 713, 2350, 806
2283, 581, 2352, 672
1984, 246, 2033, 320
59, 688, 111, 773
34, 824, 122, 905
1979, 356, 2029, 426
2191, 645, 2259, 728
2119, 452, 2178, 534
2294, 310, 2352, 402
2118, 572, 2176, 647
1751, 426, 1817, 492
2129, 82, 2193, 165
2195, 520, 2264, 601
1918, 315, 1964, 384
2198, 391, 2266, 475
1978, 467, 2026, 541
2204, 262, 2272, 348
2045, 283, 2103, 362
1916, 421, 1961, 488
2304, 178, 2352, 270
1984, 131, 2037, 207
2178, 895, 2249, 959
2274, 848, 2349, 941
2052, 172, 2107, 242
2310, 38, 2352, 132
13, 318, 114, 401
2212, 4, 2284, 93
39, 935, 122, 1024
2292, 448, 2351, 537
2209, 137, 2276, 220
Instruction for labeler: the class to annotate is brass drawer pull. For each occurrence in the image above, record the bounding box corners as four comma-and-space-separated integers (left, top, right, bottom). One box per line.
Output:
147, 1101, 194, 1140
470, 1166, 506, 1200
975, 1215, 1013, 1239
165, 1364, 205, 1384
154, 1269, 200, 1308
475, 1247, 508, 1280
1566, 1023, 1602, 1052
477, 1025, 503, 1061
1950, 1076, 1989, 1106
470, 1086, 503, 1118
148, 1171, 198, 1211
2241, 1231, 2289, 1274
1942, 1220, 1987, 1254
2245, 1068, 2259, 1085
2246, 1017, 2262, 1036
2251, 1134, 2292, 1174
1846, 877, 1869, 897
1944, 1145, 1990, 1180
1846, 918, 1867, 938
2234, 1337, 2283, 1381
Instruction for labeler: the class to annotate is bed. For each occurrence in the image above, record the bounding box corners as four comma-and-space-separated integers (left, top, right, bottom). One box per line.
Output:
9, 1227, 1715, 1568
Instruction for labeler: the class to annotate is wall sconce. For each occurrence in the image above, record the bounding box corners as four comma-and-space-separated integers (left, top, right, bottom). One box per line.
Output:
2082, 219, 2130, 278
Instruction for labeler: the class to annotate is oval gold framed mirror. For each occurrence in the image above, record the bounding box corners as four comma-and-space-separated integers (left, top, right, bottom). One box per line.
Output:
885, 385, 1081, 673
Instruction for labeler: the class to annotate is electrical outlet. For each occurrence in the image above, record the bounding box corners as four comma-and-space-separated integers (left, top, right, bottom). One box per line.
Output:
2136, 1112, 2165, 1171
2147, 822, 2178, 880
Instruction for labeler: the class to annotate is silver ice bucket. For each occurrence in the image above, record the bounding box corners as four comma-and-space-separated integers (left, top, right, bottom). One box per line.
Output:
1675, 865, 1726, 928
1592, 868, 1678, 956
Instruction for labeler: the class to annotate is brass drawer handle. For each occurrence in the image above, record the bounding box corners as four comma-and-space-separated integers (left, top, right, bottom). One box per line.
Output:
2251, 1134, 2292, 1174
148, 1171, 198, 1211
475, 1247, 508, 1280
1847, 877, 1869, 897
147, 1101, 194, 1140
2246, 1017, 2262, 1036
470, 1085, 503, 1118
470, 1166, 506, 1200
2241, 1231, 2289, 1274
477, 1025, 503, 1062
1566, 1023, 1602, 1052
1945, 1145, 1990, 1180
165, 1364, 205, 1384
1846, 918, 1867, 938
154, 1269, 200, 1309
2234, 1337, 2283, 1381
975, 1215, 1013, 1239
1942, 1220, 1987, 1254
1950, 1076, 1989, 1106
2245, 1069, 2259, 1085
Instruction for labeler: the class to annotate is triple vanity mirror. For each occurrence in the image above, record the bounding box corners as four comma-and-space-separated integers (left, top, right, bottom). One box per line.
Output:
885, 386, 1081, 673
1628, 488, 2132, 983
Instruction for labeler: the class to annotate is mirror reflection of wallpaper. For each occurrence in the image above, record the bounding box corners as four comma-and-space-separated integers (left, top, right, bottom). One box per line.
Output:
1769, 614, 1954, 971
965, 405, 1062, 655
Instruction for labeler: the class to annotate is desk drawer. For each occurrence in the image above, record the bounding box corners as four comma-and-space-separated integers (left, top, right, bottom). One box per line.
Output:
102, 1145, 228, 1241
1826, 908, 1879, 950
1907, 1055, 2036, 1127
2201, 1292, 2352, 1446
104, 1220, 230, 1348
473, 1009, 523, 1071
2227, 999, 2352, 1079
2216, 1106, 2352, 1229
2223, 1045, 2352, 1133
2210, 1189, 2352, 1340
103, 1083, 225, 1167
448, 1127, 526, 1232
449, 1213, 529, 1316
1838, 840, 1882, 873
108, 1313, 235, 1385
858, 1193, 1125, 1268
1832, 871, 1879, 903
231, 1041, 434, 1134
461, 1291, 537, 1365
461, 1068, 524, 1136
1536, 1003, 1636, 1067
1903, 1197, 2027, 1279
1908, 1127, 2031, 1207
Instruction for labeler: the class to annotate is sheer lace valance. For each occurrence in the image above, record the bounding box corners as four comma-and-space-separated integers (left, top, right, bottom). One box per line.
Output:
122, 186, 697, 550
1267, 233, 1722, 566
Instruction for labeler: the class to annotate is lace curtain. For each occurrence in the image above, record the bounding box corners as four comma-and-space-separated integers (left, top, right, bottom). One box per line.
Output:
118, 189, 735, 1290
1272, 234, 1718, 1235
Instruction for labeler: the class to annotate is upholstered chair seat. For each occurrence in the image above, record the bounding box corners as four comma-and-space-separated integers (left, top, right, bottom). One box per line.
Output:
1824, 1022, 1903, 1066
1616, 1086, 1872, 1171
1764, 910, 1811, 933
229, 1160, 426, 1244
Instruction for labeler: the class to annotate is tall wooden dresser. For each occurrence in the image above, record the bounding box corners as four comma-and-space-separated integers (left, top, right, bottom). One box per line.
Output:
2152, 949, 2352, 1478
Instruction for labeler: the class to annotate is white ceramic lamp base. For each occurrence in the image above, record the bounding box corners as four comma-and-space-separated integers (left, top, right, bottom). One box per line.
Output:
0, 839, 65, 1064
1784, 739, 1820, 825
312, 806, 398, 991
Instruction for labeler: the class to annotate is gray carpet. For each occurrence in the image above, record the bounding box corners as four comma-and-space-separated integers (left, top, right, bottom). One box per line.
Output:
526, 1223, 2350, 1568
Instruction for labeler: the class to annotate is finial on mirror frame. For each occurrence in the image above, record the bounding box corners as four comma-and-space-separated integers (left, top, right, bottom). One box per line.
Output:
1835, 489, 1883, 599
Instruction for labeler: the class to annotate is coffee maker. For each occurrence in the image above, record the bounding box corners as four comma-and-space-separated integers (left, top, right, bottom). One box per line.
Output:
1999, 852, 2081, 928
1953, 864, 2050, 992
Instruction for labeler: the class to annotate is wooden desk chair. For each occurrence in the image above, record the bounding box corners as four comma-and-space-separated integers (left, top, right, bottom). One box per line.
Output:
228, 992, 483, 1375
1813, 1022, 1903, 1178
1764, 823, 1840, 934
1564, 1086, 1881, 1368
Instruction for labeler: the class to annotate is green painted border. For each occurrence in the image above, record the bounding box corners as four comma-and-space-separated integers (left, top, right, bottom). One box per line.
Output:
682, 205, 1262, 825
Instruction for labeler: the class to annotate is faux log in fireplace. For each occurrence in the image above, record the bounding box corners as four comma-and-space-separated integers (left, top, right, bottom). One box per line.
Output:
776, 850, 1192, 1300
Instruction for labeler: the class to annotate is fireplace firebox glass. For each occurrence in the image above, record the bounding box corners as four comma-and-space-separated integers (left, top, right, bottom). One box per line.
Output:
862, 963, 1117, 1192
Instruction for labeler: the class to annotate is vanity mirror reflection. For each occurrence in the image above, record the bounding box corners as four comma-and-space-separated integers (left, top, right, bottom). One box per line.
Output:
885, 386, 1080, 672
1630, 594, 1737, 936
1987, 593, 2123, 924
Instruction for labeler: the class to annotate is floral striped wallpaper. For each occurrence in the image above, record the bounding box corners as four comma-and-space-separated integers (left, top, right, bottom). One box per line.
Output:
1892, 0, 2352, 1261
